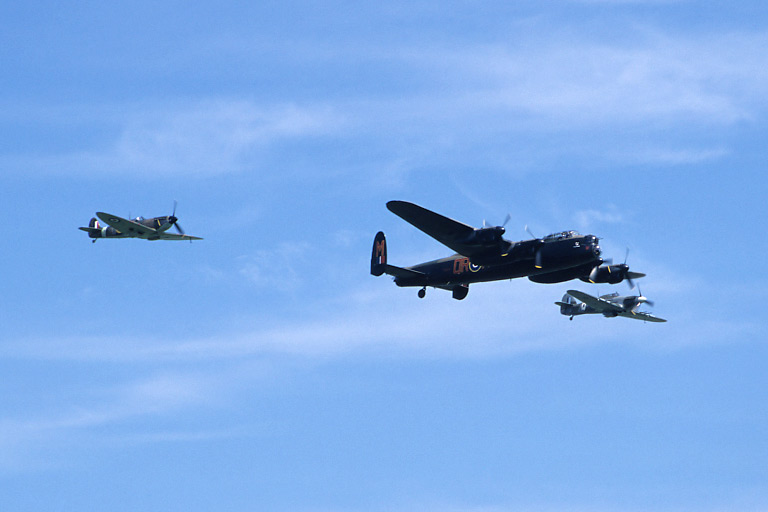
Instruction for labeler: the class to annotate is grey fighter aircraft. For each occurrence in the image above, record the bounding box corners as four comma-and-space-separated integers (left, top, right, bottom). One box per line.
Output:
556, 289, 666, 322
79, 203, 202, 242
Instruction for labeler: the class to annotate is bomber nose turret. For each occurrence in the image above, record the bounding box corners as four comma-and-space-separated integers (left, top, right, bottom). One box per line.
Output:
589, 236, 601, 257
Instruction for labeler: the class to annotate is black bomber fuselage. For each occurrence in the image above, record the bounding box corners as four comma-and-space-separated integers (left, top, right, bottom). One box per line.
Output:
394, 234, 601, 288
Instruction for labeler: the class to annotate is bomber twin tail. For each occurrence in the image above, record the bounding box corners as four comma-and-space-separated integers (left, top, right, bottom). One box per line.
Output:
79, 203, 202, 242
371, 200, 643, 300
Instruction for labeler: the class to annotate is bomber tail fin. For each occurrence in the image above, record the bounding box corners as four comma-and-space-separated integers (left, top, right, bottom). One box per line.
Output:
370, 231, 428, 287
371, 231, 388, 276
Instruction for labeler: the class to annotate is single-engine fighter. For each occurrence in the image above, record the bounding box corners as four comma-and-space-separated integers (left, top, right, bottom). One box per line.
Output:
79, 203, 202, 242
371, 200, 643, 300
555, 289, 666, 322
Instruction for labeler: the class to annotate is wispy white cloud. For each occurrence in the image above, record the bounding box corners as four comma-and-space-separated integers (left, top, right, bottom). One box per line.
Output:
103, 101, 344, 176
435, 32, 767, 126
574, 207, 625, 232
1, 272, 748, 366
3, 100, 346, 179
300, 28, 768, 175
0, 370, 225, 472
8, 27, 767, 181
0, 270, 757, 475
236, 241, 314, 290
569, 0, 686, 4
607, 146, 730, 166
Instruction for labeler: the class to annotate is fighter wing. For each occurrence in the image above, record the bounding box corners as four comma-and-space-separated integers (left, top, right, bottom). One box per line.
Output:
387, 200, 497, 257
617, 311, 667, 323
155, 232, 204, 241
566, 290, 624, 314
96, 212, 156, 237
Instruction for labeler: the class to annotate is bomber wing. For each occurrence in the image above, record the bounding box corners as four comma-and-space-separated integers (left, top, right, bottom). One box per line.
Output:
387, 200, 506, 258
96, 212, 156, 237
566, 290, 624, 314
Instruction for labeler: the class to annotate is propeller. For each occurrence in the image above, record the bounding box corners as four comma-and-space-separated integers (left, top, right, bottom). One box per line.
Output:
584, 246, 647, 287
636, 285, 654, 307
495, 214, 512, 253
168, 200, 185, 235
616, 248, 634, 288
473, 214, 513, 254
620, 248, 648, 289
483, 213, 511, 231
603, 248, 640, 288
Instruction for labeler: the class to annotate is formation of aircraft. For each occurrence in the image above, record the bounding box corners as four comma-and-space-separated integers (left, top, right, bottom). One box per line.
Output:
79, 202, 202, 242
79, 199, 666, 322
556, 290, 666, 322
371, 200, 665, 321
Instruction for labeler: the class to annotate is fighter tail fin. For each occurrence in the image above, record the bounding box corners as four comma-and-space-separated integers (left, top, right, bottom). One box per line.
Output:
78, 218, 102, 238
555, 293, 577, 315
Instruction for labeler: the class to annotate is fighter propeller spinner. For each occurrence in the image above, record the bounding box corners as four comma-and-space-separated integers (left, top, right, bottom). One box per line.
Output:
79, 202, 203, 242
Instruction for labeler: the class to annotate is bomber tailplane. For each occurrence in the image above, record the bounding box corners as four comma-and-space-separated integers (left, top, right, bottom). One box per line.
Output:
370, 231, 427, 283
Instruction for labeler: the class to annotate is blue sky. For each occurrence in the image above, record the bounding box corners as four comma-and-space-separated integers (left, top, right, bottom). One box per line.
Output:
1, 0, 767, 510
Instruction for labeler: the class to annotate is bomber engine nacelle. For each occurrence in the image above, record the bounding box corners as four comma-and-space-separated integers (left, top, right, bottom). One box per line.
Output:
462, 226, 505, 245
585, 264, 625, 284
581, 263, 645, 286
464, 226, 517, 266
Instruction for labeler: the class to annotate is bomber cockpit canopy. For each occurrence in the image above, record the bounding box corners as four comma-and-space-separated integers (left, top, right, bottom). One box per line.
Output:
543, 230, 580, 241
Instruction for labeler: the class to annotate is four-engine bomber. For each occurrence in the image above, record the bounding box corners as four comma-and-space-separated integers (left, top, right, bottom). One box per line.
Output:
371, 200, 647, 302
